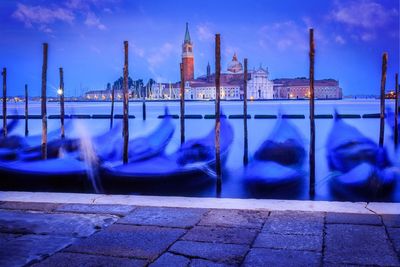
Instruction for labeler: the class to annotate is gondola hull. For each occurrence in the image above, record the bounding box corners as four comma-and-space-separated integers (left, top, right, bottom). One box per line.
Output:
330, 163, 398, 198
0, 158, 91, 192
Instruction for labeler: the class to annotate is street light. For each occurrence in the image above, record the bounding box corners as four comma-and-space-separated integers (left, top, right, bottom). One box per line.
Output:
57, 88, 63, 95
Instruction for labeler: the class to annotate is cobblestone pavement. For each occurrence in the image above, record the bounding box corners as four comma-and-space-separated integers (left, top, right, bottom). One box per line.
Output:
0, 201, 399, 267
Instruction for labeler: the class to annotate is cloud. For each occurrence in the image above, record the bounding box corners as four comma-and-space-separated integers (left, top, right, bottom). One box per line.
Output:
259, 21, 308, 52
12, 1, 114, 33
335, 35, 346, 45
329, 0, 398, 42
331, 0, 396, 29
12, 3, 74, 31
147, 42, 175, 67
85, 12, 106, 30
131, 43, 145, 58
196, 24, 213, 42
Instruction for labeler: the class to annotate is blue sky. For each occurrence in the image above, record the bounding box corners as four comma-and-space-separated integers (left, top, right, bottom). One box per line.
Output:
0, 0, 398, 97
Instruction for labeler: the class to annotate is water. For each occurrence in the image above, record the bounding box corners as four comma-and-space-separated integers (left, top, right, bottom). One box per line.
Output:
2, 99, 399, 202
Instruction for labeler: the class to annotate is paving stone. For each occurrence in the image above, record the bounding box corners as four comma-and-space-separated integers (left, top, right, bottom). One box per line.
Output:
169, 240, 248, 265
0, 234, 75, 267
0, 210, 116, 237
182, 225, 258, 245
66, 224, 185, 260
0, 201, 59, 212
190, 258, 234, 267
262, 211, 324, 236
253, 232, 322, 252
32, 252, 147, 267
325, 224, 400, 266
198, 209, 268, 229
243, 248, 321, 267
118, 207, 207, 228
149, 252, 190, 267
382, 214, 400, 228
326, 212, 381, 225
387, 227, 400, 256
55, 204, 135, 216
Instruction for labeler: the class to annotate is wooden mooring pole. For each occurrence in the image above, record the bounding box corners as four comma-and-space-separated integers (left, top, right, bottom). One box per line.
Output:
142, 87, 146, 120
180, 62, 185, 144
41, 43, 48, 160
379, 53, 388, 148
59, 67, 65, 139
2, 68, 6, 137
123, 41, 129, 164
110, 85, 115, 129
25, 84, 28, 136
215, 34, 222, 195
395, 73, 399, 149
243, 58, 249, 165
309, 29, 315, 197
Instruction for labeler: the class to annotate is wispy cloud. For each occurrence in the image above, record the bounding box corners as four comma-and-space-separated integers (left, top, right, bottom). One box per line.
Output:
85, 12, 106, 30
147, 42, 175, 67
12, 3, 74, 31
196, 23, 213, 42
147, 42, 178, 82
329, 0, 398, 42
12, 1, 115, 33
259, 21, 308, 51
334, 35, 346, 45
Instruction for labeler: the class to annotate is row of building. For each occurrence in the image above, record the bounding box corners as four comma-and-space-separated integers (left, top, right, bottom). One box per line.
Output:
85, 23, 342, 101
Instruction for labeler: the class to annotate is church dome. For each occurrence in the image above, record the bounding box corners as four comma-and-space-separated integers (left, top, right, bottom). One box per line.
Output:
227, 53, 243, 73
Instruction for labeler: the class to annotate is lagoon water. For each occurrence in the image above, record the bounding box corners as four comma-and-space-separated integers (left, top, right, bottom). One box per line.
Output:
3, 99, 400, 202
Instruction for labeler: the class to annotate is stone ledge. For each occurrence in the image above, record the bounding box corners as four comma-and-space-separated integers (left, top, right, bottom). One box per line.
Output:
0, 191, 399, 215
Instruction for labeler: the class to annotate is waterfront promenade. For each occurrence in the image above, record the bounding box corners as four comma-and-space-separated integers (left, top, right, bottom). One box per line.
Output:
0, 191, 399, 267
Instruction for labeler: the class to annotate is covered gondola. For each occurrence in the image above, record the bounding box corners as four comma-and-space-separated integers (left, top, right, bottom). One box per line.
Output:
244, 117, 306, 190
0, 113, 175, 192
327, 115, 397, 197
101, 115, 234, 188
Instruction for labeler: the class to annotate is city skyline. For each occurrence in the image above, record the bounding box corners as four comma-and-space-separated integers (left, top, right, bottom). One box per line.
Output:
0, 0, 399, 97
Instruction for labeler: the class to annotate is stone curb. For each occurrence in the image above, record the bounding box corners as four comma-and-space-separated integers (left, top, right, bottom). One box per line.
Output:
0, 191, 399, 215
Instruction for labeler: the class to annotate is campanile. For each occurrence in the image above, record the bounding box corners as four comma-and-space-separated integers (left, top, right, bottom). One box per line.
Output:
182, 23, 194, 81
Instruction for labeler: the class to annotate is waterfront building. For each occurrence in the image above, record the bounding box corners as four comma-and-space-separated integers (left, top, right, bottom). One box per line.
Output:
273, 78, 342, 99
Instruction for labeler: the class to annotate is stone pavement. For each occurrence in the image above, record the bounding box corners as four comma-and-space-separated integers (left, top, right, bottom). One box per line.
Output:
0, 201, 399, 267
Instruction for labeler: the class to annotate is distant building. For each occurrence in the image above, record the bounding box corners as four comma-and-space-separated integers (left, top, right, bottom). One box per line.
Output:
182, 23, 194, 81
273, 78, 342, 99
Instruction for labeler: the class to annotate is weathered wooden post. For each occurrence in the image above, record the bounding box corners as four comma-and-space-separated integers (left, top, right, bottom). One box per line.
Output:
243, 58, 249, 165
142, 86, 146, 120
25, 84, 28, 136
309, 29, 315, 197
395, 73, 399, 149
1, 68, 6, 137
379, 53, 388, 147
41, 43, 48, 160
180, 62, 185, 144
215, 34, 222, 194
59, 67, 65, 139
123, 41, 129, 164
110, 84, 115, 129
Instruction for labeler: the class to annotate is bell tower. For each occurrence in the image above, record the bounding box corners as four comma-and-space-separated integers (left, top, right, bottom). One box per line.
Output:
182, 22, 194, 81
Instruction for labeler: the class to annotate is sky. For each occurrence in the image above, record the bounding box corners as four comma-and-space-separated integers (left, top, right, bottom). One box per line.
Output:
0, 0, 399, 97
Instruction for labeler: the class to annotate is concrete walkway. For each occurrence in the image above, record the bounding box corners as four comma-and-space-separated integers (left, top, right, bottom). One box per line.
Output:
0, 192, 399, 267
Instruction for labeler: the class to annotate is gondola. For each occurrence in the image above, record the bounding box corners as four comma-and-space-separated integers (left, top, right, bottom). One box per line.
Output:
0, 120, 75, 161
244, 117, 306, 190
101, 115, 234, 188
0, 113, 176, 192
327, 114, 397, 197
327, 113, 390, 173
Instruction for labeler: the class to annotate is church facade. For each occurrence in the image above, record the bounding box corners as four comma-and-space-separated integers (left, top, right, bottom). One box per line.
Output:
181, 23, 274, 100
